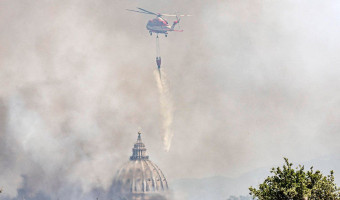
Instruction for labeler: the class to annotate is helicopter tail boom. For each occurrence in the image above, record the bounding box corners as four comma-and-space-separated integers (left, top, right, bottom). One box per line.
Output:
170, 18, 180, 31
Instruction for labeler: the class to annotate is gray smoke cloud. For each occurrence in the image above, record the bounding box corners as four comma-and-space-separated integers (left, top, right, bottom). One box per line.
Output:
0, 0, 340, 199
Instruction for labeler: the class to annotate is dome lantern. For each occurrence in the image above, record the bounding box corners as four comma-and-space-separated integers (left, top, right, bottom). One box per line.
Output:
130, 132, 149, 160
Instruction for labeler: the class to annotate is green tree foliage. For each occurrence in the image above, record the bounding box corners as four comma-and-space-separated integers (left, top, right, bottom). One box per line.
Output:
249, 158, 340, 200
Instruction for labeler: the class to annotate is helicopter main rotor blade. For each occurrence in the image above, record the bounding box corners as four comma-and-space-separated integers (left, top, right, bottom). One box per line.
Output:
160, 14, 193, 17
160, 14, 177, 17
126, 9, 154, 15
178, 14, 193, 17
137, 7, 158, 15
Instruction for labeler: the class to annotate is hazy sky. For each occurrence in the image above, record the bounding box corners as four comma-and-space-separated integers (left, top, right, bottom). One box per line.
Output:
1, 0, 340, 199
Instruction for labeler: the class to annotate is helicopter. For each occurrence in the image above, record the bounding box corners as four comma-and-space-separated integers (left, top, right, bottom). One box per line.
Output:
126, 7, 191, 37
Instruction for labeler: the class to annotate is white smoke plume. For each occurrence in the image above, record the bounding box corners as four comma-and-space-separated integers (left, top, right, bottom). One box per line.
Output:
1, 0, 340, 199
154, 69, 174, 152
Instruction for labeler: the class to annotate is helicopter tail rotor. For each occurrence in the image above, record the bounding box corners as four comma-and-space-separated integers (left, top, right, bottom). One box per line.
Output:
176, 14, 181, 30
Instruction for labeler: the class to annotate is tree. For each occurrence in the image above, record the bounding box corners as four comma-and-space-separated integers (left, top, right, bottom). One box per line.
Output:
249, 158, 340, 200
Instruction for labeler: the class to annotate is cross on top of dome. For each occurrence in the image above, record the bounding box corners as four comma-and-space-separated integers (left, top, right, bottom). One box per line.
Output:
130, 132, 149, 160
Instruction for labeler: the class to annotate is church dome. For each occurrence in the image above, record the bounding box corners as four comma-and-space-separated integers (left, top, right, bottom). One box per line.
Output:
112, 132, 169, 200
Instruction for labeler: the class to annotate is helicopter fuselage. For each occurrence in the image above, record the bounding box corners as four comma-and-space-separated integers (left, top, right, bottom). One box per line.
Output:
146, 17, 172, 35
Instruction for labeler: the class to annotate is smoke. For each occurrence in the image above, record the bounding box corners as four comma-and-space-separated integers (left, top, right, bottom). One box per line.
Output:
154, 69, 174, 152
0, 0, 340, 199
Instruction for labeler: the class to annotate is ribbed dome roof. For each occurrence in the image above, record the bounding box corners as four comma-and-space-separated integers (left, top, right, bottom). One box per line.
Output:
112, 132, 169, 199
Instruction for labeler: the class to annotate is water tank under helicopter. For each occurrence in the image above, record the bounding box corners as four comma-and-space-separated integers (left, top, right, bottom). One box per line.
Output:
156, 57, 161, 69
